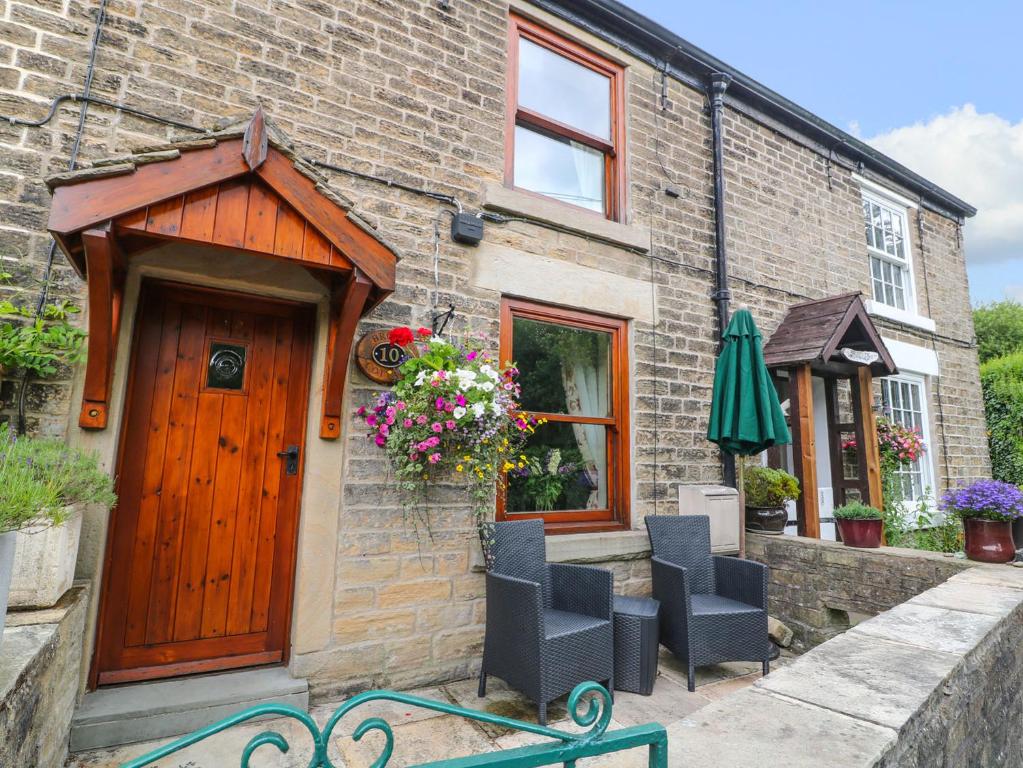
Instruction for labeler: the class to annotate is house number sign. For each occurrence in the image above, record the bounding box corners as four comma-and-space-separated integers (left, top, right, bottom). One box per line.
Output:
355, 330, 407, 384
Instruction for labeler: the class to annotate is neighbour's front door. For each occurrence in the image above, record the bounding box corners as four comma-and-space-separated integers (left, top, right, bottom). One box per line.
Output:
94, 281, 314, 686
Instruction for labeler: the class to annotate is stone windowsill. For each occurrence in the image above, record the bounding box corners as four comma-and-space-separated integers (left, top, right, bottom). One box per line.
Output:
864, 299, 937, 333
544, 529, 650, 564
482, 182, 650, 252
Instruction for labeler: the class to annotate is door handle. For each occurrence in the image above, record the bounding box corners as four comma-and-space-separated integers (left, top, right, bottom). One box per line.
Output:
276, 445, 300, 475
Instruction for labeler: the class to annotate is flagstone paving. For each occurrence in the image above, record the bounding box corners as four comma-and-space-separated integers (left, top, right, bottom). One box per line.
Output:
68, 649, 793, 767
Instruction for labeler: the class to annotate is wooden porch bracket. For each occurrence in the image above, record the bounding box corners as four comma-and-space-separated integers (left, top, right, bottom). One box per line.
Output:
79, 224, 126, 429
320, 271, 372, 439
789, 364, 820, 538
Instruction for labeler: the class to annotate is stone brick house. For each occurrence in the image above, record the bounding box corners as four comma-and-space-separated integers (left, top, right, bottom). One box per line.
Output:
0, 0, 990, 745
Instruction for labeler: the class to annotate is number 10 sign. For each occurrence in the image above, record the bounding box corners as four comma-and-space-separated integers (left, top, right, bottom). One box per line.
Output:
355, 329, 408, 384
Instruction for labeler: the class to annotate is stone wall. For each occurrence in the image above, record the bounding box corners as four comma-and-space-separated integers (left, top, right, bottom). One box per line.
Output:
747, 532, 974, 650
0, 0, 991, 697
672, 559, 1023, 767
0, 584, 89, 768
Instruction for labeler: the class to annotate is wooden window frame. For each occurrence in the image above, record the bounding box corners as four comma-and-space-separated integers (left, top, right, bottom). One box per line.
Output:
505, 13, 627, 222
497, 297, 630, 534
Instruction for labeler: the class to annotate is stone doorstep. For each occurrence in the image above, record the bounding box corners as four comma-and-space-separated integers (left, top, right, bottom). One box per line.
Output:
69, 666, 309, 753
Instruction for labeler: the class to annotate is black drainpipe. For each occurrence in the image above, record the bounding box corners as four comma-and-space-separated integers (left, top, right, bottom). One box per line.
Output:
709, 71, 736, 488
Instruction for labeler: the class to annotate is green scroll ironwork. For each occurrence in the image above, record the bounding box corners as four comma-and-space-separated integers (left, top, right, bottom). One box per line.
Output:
120, 680, 668, 768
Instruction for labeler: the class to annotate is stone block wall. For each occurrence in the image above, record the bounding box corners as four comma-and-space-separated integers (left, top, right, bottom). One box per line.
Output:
747, 532, 974, 650
0, 585, 89, 768
0, 0, 990, 697
673, 558, 1023, 768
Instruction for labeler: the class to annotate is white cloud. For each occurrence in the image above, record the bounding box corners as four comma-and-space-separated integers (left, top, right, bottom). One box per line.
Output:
865, 104, 1023, 266
1009, 285, 1023, 301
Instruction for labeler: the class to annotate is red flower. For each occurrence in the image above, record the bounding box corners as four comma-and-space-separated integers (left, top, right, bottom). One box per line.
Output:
416, 327, 432, 338
388, 326, 415, 346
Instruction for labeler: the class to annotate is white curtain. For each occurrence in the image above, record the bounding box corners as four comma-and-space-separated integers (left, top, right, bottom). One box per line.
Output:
561, 359, 608, 509
570, 141, 602, 212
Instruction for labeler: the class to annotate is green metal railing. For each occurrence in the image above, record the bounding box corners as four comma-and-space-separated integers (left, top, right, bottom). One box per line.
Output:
121, 681, 667, 768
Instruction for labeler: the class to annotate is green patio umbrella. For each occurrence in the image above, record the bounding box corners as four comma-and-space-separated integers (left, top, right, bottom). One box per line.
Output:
707, 308, 792, 554
707, 308, 791, 455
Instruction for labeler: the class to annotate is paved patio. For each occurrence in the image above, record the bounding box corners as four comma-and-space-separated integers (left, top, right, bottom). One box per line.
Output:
69, 649, 793, 767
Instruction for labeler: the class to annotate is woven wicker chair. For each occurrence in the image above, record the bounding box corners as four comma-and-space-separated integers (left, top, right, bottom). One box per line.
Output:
478, 519, 614, 725
644, 515, 771, 692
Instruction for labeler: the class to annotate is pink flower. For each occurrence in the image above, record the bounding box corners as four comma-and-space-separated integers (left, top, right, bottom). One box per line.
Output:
379, 423, 389, 436
466, 351, 477, 361
374, 434, 386, 447
435, 397, 445, 410
432, 423, 443, 433
444, 402, 454, 412
446, 420, 456, 430
356, 406, 366, 416
428, 452, 441, 464
396, 401, 407, 411
427, 436, 440, 448
456, 394, 466, 406
430, 380, 440, 387
409, 452, 418, 461
403, 418, 413, 428
366, 414, 377, 427
416, 415, 428, 425
385, 407, 396, 420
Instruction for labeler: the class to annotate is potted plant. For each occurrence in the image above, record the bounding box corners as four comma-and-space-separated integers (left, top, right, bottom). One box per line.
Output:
357, 327, 540, 541
940, 480, 1023, 563
0, 425, 116, 640
834, 501, 884, 548
743, 466, 800, 534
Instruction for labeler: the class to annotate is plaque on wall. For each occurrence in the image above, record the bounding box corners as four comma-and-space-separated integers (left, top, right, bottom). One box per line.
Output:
355, 330, 408, 384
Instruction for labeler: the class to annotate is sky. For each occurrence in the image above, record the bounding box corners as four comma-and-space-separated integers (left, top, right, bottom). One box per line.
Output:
622, 0, 1022, 305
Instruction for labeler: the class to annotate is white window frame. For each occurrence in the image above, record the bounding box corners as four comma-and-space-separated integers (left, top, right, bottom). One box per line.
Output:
879, 373, 936, 513
861, 188, 920, 316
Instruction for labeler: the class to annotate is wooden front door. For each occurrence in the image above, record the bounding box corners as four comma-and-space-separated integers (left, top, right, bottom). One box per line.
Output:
94, 281, 314, 685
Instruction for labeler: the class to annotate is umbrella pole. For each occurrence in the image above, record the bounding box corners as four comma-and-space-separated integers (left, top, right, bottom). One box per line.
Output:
738, 458, 746, 559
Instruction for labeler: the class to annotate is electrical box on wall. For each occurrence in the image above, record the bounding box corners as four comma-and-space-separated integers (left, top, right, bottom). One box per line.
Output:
677, 485, 740, 554
451, 212, 484, 245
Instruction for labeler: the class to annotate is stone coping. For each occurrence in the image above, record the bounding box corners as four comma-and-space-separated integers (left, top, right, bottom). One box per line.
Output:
668, 564, 1023, 766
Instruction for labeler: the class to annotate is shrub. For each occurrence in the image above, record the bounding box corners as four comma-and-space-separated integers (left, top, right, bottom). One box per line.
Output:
973, 299, 1023, 364
834, 502, 882, 520
743, 466, 800, 507
980, 352, 1023, 487
0, 424, 117, 533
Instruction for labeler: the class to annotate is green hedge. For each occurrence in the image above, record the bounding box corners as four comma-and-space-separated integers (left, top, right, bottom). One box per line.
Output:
980, 352, 1023, 486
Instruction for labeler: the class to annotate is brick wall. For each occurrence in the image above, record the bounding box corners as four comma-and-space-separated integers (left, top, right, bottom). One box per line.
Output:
0, 0, 990, 696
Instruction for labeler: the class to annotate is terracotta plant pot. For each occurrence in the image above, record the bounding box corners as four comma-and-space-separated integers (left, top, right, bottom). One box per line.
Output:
963, 518, 1016, 564
745, 506, 788, 535
836, 517, 883, 548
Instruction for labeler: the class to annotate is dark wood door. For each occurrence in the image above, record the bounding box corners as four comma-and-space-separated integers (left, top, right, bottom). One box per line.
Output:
94, 281, 314, 686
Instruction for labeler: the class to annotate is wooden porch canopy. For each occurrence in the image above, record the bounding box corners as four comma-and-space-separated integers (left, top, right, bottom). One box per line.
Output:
46, 109, 398, 439
763, 293, 896, 537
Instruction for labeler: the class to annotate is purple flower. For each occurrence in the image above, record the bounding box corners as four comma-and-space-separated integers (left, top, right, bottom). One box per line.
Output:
940, 480, 1023, 522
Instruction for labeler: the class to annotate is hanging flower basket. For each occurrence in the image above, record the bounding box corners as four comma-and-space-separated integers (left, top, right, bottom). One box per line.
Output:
357, 327, 542, 538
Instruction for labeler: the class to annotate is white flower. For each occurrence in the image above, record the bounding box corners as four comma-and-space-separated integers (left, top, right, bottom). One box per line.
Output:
452, 406, 466, 419
490, 401, 502, 415
479, 364, 500, 381
414, 370, 427, 386
471, 402, 486, 417
477, 381, 495, 392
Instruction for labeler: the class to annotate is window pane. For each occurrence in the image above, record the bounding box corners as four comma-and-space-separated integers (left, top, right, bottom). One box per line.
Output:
512, 316, 611, 417
518, 37, 610, 139
514, 125, 604, 212
505, 421, 608, 512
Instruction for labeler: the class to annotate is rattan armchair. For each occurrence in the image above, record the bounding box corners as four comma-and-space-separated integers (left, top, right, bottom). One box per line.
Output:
478, 519, 614, 725
644, 515, 771, 691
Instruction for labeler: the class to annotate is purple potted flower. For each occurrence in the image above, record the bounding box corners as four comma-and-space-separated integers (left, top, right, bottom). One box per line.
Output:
940, 480, 1023, 563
